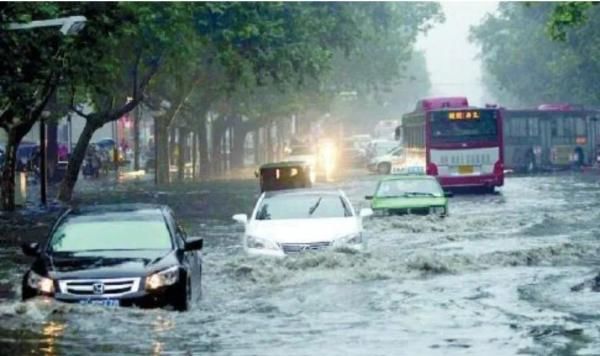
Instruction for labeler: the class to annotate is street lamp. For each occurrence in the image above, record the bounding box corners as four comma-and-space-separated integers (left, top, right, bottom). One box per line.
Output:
7, 15, 87, 206
7, 16, 87, 35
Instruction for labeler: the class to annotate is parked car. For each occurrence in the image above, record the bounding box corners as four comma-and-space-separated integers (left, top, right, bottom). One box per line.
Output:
366, 175, 450, 216
367, 145, 404, 174
233, 189, 373, 257
21, 204, 203, 311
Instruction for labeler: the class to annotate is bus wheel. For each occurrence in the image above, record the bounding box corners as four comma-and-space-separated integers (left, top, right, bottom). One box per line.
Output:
377, 162, 391, 175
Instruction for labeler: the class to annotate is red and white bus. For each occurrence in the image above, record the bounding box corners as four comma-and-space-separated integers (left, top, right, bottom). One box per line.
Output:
398, 97, 504, 191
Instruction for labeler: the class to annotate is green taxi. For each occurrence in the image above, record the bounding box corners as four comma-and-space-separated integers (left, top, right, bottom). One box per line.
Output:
366, 175, 449, 216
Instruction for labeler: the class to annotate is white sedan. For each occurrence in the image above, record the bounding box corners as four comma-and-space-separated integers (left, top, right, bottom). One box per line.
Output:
233, 189, 373, 257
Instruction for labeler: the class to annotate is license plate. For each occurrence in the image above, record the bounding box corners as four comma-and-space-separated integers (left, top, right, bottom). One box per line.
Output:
458, 165, 474, 174
79, 299, 119, 307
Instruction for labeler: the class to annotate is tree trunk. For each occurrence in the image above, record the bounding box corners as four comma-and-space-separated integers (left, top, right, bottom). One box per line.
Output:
1, 131, 20, 210
1, 122, 36, 211
191, 131, 197, 180
177, 127, 187, 182
47, 121, 58, 181
266, 122, 273, 162
231, 121, 252, 169
253, 129, 260, 165
197, 117, 209, 180
155, 116, 170, 185
57, 119, 99, 202
133, 105, 140, 171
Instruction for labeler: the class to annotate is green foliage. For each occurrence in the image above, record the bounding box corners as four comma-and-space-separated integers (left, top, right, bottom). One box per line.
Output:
470, 3, 600, 107
547, 2, 596, 41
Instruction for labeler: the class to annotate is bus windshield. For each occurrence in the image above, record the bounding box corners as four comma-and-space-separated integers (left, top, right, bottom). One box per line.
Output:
430, 110, 498, 143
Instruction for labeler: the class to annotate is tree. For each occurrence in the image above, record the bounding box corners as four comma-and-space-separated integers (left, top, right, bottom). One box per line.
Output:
0, 3, 85, 210
470, 3, 600, 107
56, 3, 197, 201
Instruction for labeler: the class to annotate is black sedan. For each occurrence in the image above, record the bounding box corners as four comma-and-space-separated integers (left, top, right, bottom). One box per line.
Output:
21, 204, 203, 311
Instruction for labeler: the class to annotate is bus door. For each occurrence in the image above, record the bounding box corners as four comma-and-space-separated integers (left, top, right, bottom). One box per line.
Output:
539, 114, 554, 166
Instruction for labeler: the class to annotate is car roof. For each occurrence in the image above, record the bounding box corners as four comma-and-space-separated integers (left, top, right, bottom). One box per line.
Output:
264, 188, 342, 198
66, 204, 168, 220
260, 161, 311, 169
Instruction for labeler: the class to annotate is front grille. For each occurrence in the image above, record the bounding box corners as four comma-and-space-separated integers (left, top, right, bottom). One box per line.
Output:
388, 207, 431, 216
58, 278, 141, 297
281, 241, 332, 254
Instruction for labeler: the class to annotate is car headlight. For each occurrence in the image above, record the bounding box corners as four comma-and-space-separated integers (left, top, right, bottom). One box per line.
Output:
146, 266, 180, 290
27, 270, 54, 294
246, 235, 281, 251
430, 206, 446, 215
373, 209, 388, 217
336, 233, 363, 245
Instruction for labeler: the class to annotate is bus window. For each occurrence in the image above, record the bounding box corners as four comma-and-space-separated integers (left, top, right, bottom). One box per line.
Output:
551, 119, 558, 137
528, 118, 538, 136
510, 119, 527, 137
576, 117, 586, 136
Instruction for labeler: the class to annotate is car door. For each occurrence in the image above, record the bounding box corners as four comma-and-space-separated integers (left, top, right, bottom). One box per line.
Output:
174, 219, 202, 299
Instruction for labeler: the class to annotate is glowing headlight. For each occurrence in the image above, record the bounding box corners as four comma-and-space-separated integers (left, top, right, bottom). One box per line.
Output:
246, 235, 280, 251
146, 266, 180, 290
27, 270, 54, 294
430, 206, 446, 215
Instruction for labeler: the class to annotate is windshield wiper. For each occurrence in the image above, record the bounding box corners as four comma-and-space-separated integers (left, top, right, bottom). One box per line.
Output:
308, 197, 322, 216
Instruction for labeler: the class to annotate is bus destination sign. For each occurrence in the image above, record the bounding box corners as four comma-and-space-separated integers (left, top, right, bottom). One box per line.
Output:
448, 111, 480, 121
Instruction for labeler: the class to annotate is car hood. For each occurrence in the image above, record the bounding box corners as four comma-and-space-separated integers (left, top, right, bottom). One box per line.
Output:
247, 218, 360, 244
372, 196, 447, 209
43, 250, 175, 279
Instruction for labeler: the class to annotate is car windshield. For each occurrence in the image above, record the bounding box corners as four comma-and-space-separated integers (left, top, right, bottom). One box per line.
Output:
376, 179, 443, 198
255, 194, 352, 220
49, 215, 172, 252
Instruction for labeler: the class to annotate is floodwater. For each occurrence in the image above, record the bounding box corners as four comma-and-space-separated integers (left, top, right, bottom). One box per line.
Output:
1, 172, 600, 355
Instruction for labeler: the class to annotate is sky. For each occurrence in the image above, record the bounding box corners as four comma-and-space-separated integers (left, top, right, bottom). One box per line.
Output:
416, 1, 499, 107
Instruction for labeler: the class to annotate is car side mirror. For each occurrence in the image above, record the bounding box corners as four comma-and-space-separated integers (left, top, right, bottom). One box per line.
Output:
359, 208, 374, 218
365, 195, 373, 200
232, 214, 248, 224
185, 237, 203, 251
444, 191, 454, 198
22, 242, 40, 257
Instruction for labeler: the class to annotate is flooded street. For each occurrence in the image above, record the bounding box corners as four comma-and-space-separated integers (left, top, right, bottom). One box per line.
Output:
1, 172, 600, 355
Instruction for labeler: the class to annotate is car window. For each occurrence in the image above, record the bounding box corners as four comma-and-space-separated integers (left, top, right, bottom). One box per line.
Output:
255, 194, 352, 220
49, 216, 173, 252
376, 179, 443, 197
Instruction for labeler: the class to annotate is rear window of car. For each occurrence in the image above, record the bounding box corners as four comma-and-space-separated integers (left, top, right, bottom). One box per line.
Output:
49, 215, 172, 252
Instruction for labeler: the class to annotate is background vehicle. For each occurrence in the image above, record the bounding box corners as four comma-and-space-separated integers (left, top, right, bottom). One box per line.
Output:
400, 97, 504, 192
374, 120, 399, 140
233, 189, 373, 257
366, 175, 449, 216
257, 161, 312, 192
367, 146, 404, 174
365, 139, 399, 162
21, 204, 203, 311
503, 104, 600, 172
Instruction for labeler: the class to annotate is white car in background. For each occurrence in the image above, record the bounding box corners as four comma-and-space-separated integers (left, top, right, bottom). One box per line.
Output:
233, 189, 373, 257
367, 145, 404, 175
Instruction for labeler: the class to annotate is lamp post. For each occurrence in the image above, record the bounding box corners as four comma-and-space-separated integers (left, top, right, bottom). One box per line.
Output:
7, 15, 87, 206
